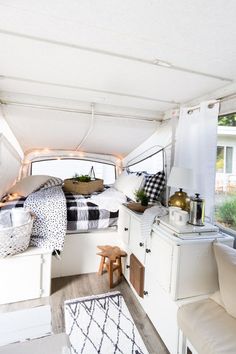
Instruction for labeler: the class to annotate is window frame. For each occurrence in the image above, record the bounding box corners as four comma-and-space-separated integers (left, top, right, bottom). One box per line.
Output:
216, 144, 234, 174
30, 157, 117, 182
215, 112, 236, 240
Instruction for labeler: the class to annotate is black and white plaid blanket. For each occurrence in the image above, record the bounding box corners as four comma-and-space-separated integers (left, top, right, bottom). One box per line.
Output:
65, 192, 119, 232
0, 190, 119, 233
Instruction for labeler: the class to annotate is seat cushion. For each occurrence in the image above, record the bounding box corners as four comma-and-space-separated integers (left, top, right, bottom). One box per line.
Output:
213, 242, 236, 318
178, 298, 236, 354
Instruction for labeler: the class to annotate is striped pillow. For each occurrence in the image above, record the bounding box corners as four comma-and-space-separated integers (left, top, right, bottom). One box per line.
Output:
39, 177, 63, 191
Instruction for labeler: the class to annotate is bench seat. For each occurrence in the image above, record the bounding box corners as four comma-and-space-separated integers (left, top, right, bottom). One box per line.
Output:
178, 298, 236, 354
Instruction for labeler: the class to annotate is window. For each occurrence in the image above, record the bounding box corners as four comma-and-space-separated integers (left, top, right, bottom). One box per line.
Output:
215, 113, 236, 233
127, 152, 164, 174
216, 145, 233, 174
31, 159, 116, 184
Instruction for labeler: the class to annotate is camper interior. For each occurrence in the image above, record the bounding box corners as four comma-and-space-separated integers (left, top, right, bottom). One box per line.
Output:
0, 1, 236, 354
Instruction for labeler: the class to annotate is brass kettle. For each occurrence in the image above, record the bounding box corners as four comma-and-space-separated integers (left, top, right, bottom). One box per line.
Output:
168, 188, 190, 211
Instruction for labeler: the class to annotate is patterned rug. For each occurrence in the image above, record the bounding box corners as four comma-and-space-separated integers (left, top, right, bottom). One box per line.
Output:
64, 291, 148, 354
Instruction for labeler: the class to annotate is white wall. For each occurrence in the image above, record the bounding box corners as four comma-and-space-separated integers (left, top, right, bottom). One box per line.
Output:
0, 107, 23, 197
0, 107, 24, 159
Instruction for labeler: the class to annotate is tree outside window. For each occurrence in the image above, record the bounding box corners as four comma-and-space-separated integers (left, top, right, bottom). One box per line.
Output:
215, 113, 236, 232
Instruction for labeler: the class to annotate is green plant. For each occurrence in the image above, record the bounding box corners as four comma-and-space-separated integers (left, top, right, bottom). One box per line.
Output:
216, 197, 236, 229
72, 174, 91, 182
134, 189, 149, 206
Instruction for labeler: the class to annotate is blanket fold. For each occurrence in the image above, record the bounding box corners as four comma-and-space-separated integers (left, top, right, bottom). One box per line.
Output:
24, 186, 67, 251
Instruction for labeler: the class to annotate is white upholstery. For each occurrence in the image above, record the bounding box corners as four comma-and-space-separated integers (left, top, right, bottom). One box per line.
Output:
178, 242, 236, 354
178, 298, 236, 354
213, 242, 236, 318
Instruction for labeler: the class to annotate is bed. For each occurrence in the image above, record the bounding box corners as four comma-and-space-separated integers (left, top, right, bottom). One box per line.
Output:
1, 190, 120, 232
0, 171, 165, 276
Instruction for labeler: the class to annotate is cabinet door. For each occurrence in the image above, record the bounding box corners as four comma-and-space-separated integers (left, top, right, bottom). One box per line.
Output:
145, 232, 174, 293
129, 217, 145, 264
144, 232, 178, 354
118, 207, 131, 245
0, 255, 42, 304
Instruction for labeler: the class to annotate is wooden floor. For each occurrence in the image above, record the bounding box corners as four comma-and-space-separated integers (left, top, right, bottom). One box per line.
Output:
0, 273, 169, 354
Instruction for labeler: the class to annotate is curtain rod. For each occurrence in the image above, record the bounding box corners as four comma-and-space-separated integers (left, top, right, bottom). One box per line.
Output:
0, 101, 161, 122
187, 91, 236, 114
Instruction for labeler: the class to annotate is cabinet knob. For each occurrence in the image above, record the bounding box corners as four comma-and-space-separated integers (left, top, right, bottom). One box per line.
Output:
143, 291, 149, 296
146, 248, 151, 253
126, 265, 130, 269
139, 242, 144, 247
124, 227, 128, 231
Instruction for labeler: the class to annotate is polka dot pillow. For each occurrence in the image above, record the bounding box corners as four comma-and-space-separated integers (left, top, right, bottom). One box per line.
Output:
144, 171, 165, 203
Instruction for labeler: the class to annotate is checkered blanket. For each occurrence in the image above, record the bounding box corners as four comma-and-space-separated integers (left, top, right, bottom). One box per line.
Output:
0, 190, 119, 233
65, 192, 119, 232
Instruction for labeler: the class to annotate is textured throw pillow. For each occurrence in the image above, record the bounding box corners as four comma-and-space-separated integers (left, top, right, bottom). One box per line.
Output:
144, 171, 165, 203
39, 177, 63, 190
213, 242, 236, 318
7, 175, 53, 197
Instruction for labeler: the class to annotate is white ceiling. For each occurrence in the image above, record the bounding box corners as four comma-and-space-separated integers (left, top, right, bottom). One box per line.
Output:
3, 105, 157, 157
0, 0, 235, 156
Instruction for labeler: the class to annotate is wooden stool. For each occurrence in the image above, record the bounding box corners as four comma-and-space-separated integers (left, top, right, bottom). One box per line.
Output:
97, 245, 127, 288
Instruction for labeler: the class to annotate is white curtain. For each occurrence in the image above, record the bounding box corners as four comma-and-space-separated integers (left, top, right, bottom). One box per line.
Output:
174, 101, 220, 220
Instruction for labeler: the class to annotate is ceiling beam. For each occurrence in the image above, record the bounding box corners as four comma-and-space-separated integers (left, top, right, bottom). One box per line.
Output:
0, 74, 177, 106
0, 100, 162, 122
0, 28, 232, 82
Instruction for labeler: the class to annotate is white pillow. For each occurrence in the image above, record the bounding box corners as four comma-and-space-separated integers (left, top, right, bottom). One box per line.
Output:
114, 172, 129, 192
114, 172, 144, 201
7, 175, 53, 197
213, 242, 236, 318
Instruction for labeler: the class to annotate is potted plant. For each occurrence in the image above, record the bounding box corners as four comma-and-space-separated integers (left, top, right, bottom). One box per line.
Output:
134, 189, 149, 206
64, 172, 103, 195
72, 173, 91, 182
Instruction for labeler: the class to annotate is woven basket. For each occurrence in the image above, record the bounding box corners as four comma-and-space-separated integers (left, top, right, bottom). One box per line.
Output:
64, 178, 104, 195
0, 217, 34, 258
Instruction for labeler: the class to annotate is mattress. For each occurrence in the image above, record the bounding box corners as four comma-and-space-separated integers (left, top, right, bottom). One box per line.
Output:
0, 190, 119, 232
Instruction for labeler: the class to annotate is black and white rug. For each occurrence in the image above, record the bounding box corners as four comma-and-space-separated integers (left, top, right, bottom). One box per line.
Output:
64, 291, 148, 354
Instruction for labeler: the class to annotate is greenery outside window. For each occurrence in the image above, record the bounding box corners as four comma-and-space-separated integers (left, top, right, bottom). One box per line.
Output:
215, 113, 236, 233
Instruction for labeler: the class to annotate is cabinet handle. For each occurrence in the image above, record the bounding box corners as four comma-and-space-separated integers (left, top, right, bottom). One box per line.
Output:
139, 242, 144, 247
146, 248, 151, 253
126, 265, 130, 269
124, 227, 128, 231
143, 291, 149, 296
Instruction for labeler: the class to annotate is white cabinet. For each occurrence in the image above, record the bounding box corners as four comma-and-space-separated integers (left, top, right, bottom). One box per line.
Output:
118, 206, 234, 354
143, 218, 234, 354
118, 205, 145, 281
0, 247, 51, 305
